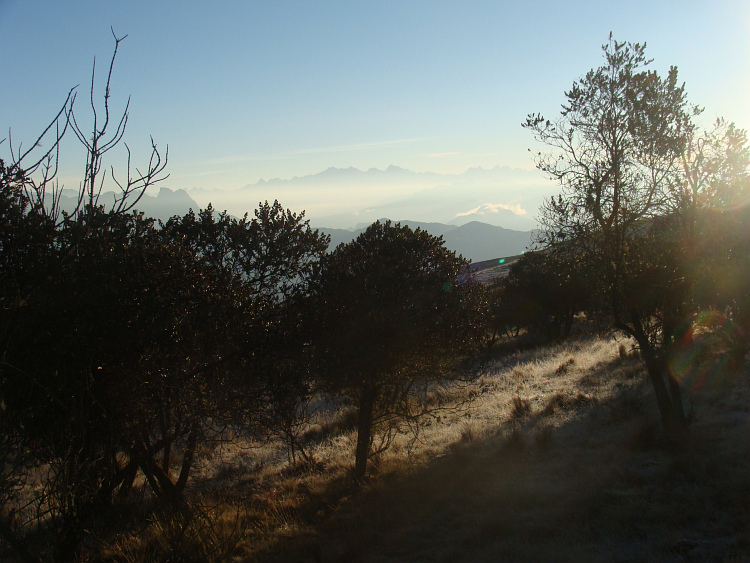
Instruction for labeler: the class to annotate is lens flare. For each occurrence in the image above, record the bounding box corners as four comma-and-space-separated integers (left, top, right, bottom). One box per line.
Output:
667, 310, 744, 392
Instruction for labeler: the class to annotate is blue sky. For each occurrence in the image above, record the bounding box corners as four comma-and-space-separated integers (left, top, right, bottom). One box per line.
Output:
1, 0, 748, 197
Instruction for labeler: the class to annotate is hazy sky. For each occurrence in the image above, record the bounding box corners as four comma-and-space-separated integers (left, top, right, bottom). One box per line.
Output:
1, 0, 749, 194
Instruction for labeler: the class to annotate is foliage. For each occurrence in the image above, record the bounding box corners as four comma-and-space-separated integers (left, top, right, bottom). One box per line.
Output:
162, 201, 330, 462
315, 220, 474, 481
0, 206, 242, 556
496, 247, 592, 341
0, 32, 229, 560
524, 34, 750, 432
10, 24, 749, 563
0, 28, 172, 557
0, 189, 329, 560
674, 119, 750, 364
524, 35, 700, 430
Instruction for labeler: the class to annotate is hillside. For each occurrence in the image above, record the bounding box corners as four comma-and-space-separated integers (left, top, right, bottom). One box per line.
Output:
99, 334, 750, 561
467, 255, 522, 283
246, 336, 750, 562
320, 220, 532, 262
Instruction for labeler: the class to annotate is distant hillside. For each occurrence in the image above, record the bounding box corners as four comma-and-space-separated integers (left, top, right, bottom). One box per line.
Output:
319, 219, 533, 262
467, 255, 523, 284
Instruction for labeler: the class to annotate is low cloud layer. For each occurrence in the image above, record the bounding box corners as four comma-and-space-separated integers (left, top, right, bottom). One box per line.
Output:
455, 202, 527, 218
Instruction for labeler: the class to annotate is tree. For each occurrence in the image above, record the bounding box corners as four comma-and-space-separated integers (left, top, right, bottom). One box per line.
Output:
498, 248, 592, 341
162, 201, 330, 462
674, 119, 750, 366
2, 28, 167, 227
0, 206, 248, 558
315, 220, 473, 481
68, 28, 168, 222
523, 35, 697, 430
0, 30, 172, 560
0, 159, 58, 563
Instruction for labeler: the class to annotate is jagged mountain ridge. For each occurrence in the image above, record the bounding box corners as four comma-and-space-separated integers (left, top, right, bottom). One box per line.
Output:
51, 187, 200, 222
251, 164, 443, 186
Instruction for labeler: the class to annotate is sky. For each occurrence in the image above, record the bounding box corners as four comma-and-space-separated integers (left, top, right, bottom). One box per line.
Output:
1, 0, 749, 214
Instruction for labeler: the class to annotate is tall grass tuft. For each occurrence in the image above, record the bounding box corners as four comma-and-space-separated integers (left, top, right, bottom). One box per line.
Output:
510, 396, 532, 419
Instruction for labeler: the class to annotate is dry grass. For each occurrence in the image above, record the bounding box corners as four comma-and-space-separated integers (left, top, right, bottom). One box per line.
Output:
83, 333, 750, 562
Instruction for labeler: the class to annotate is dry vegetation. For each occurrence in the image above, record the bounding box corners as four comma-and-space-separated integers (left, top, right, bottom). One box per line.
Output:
80, 333, 750, 562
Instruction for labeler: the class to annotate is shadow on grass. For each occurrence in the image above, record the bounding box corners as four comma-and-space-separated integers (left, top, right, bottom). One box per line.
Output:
252, 354, 750, 563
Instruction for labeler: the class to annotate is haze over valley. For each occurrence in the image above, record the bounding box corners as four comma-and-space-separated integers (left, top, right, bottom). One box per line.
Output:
184, 164, 548, 232
53, 165, 540, 260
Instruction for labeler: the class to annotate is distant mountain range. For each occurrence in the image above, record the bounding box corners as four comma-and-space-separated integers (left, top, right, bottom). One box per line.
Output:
48, 183, 533, 261
320, 219, 533, 262
187, 164, 554, 231
53, 187, 200, 222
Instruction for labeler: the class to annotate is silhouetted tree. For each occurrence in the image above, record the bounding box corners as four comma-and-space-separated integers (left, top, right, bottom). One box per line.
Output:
162, 201, 330, 462
498, 248, 592, 341
524, 35, 698, 430
0, 160, 58, 563
0, 206, 247, 558
315, 220, 473, 481
673, 119, 750, 366
0, 30, 171, 560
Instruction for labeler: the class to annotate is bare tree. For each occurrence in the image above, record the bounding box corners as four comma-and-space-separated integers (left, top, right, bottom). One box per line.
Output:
3, 88, 75, 221
67, 28, 168, 221
3, 28, 168, 225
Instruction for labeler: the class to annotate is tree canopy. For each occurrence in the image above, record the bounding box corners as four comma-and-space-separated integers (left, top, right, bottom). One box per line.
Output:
315, 220, 474, 480
524, 34, 750, 430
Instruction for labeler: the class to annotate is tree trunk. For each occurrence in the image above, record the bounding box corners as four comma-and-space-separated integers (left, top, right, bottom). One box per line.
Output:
629, 313, 687, 431
354, 387, 377, 483
116, 459, 139, 500
174, 427, 198, 496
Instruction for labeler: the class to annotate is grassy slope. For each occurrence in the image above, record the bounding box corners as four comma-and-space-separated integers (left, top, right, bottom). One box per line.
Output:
100, 334, 750, 562
250, 336, 750, 562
